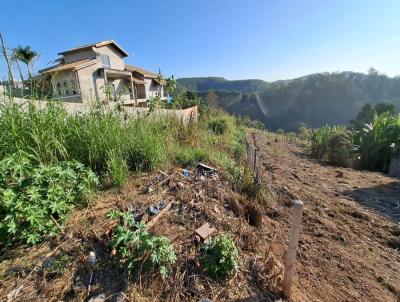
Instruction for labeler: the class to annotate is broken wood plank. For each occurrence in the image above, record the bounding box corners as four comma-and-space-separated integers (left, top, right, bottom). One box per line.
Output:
195, 223, 216, 240
166, 233, 181, 243
146, 202, 173, 228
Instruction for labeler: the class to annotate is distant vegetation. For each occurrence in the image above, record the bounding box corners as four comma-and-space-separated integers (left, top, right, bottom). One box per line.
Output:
308, 104, 400, 172
177, 68, 400, 131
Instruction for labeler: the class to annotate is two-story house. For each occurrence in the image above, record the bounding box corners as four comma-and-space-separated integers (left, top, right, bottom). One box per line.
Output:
38, 40, 166, 105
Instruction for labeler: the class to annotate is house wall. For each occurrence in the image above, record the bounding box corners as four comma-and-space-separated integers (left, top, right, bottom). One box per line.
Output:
64, 49, 97, 64
76, 62, 105, 103
106, 78, 131, 103
50, 70, 81, 102
95, 45, 125, 70
145, 78, 166, 99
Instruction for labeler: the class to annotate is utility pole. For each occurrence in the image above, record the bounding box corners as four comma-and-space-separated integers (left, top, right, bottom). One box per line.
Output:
0, 32, 15, 88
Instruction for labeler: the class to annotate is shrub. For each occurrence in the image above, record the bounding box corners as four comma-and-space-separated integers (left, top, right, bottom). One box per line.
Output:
309, 125, 347, 159
202, 234, 238, 279
0, 152, 98, 245
209, 118, 228, 135
327, 131, 352, 166
109, 211, 177, 279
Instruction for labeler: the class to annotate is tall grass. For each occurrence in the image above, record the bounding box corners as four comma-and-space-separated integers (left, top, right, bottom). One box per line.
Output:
0, 100, 245, 185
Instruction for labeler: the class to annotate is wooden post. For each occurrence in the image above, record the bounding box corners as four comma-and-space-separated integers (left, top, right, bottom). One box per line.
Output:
255, 150, 261, 183
253, 148, 257, 174
282, 199, 304, 298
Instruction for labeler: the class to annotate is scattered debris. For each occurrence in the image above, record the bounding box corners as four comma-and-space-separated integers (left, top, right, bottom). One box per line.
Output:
146, 185, 154, 194
86, 251, 96, 297
148, 201, 166, 216
195, 223, 216, 241
182, 169, 190, 177
147, 201, 173, 228
196, 163, 217, 176
87, 251, 96, 267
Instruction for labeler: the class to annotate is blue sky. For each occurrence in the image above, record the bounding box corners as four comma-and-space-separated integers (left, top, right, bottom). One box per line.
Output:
1, 0, 400, 81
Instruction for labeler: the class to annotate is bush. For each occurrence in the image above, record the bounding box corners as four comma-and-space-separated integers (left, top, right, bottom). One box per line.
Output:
309, 125, 347, 159
202, 234, 238, 279
209, 118, 228, 135
0, 152, 98, 245
357, 113, 400, 171
109, 211, 177, 279
327, 131, 352, 166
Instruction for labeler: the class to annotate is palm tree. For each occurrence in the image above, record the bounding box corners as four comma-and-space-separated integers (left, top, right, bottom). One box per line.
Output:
12, 49, 25, 85
13, 46, 37, 79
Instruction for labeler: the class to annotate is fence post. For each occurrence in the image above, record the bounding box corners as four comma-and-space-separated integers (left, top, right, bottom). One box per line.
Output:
253, 147, 257, 174
282, 199, 304, 298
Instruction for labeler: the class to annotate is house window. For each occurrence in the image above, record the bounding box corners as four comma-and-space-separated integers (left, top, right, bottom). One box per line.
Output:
100, 54, 111, 68
56, 82, 61, 95
65, 89, 69, 95
63, 81, 67, 87
72, 90, 77, 95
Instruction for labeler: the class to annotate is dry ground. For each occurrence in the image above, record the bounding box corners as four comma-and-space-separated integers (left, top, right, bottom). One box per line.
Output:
254, 133, 400, 302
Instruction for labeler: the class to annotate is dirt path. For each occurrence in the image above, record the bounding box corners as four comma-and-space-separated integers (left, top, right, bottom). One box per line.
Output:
254, 133, 400, 302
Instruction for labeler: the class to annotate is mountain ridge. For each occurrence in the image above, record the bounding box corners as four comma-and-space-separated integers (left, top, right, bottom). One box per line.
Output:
177, 71, 400, 130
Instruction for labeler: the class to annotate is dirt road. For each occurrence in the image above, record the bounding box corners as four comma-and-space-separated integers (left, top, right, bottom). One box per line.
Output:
254, 133, 400, 302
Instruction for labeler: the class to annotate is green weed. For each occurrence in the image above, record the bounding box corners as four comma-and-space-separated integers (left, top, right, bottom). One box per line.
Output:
202, 234, 238, 279
109, 211, 177, 279
0, 152, 98, 245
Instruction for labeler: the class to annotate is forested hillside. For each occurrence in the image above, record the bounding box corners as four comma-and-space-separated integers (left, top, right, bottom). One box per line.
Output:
178, 69, 400, 130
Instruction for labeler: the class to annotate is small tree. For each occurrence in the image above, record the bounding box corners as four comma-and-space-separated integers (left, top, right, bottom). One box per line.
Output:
156, 68, 164, 97
166, 75, 177, 95
351, 103, 376, 131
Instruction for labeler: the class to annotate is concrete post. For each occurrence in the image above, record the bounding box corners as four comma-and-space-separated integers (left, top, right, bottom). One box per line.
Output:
282, 200, 304, 298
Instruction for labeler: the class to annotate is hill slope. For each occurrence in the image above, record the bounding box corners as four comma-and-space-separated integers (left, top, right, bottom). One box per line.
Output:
178, 72, 400, 130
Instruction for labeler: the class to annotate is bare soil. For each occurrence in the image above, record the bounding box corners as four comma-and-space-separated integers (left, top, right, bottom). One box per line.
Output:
254, 133, 400, 302
0, 134, 399, 302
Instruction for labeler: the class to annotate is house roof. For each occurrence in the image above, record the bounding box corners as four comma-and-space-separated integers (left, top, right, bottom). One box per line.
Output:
38, 58, 96, 74
125, 64, 158, 78
58, 40, 129, 57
